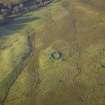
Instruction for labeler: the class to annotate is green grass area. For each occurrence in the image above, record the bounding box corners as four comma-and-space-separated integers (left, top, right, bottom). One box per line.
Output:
1, 0, 105, 105
0, 30, 31, 103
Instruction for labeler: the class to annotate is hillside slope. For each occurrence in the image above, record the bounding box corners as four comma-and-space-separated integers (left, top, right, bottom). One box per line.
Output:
1, 0, 105, 105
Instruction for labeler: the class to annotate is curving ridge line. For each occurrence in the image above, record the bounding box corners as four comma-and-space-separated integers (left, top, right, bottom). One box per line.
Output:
0, 35, 32, 105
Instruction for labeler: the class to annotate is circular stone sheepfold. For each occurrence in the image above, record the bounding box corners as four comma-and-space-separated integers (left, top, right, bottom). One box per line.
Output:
48, 50, 63, 62
39, 40, 70, 69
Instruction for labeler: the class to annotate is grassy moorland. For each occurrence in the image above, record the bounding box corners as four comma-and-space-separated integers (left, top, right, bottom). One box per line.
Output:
1, 0, 105, 105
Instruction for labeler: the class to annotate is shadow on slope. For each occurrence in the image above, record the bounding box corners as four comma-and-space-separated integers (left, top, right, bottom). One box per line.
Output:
0, 15, 40, 36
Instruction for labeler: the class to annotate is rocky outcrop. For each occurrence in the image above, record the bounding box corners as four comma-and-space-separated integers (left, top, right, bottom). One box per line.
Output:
0, 0, 53, 17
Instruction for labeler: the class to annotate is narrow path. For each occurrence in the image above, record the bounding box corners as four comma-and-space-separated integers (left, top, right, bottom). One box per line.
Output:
0, 1, 54, 104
